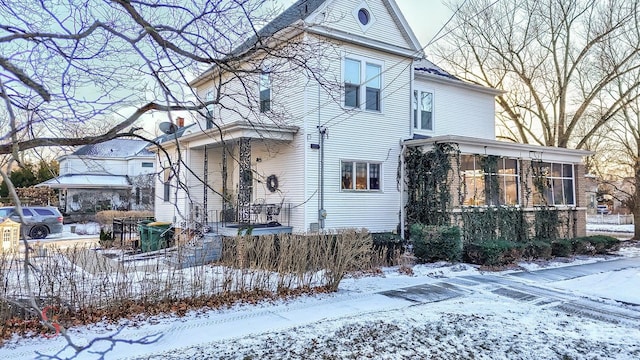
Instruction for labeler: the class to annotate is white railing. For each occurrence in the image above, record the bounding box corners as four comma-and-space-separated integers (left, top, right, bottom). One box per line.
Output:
586, 214, 634, 225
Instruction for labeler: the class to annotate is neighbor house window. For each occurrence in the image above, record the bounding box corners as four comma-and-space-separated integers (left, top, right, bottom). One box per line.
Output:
259, 71, 271, 112
341, 161, 380, 191
163, 167, 171, 202
141, 162, 153, 168
461, 155, 520, 206
413, 90, 433, 130
532, 162, 575, 206
205, 90, 215, 129
344, 57, 382, 111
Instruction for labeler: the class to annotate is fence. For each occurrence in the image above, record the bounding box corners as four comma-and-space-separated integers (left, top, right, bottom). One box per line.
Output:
112, 217, 153, 247
586, 214, 634, 225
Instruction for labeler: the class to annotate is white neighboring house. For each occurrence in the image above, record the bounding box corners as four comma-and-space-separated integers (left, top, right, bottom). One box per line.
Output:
151, 0, 591, 237
37, 138, 156, 216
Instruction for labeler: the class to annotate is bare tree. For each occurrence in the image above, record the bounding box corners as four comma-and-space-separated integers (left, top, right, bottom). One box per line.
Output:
434, 0, 640, 148
595, 71, 640, 238
0, 0, 336, 356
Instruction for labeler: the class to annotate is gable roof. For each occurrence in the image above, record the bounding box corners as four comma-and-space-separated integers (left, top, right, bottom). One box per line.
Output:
191, 0, 423, 87
71, 139, 154, 158
232, 0, 326, 59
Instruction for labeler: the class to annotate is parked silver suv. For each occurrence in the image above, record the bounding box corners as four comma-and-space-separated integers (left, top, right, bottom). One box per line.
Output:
0, 206, 64, 239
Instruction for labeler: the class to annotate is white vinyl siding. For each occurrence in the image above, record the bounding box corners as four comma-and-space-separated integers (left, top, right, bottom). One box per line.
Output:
320, 0, 415, 51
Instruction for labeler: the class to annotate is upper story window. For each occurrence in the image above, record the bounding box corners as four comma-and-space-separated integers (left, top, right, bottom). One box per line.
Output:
141, 162, 154, 168
413, 89, 433, 131
344, 57, 382, 111
344, 59, 360, 108
532, 162, 575, 206
259, 71, 271, 113
341, 160, 381, 191
460, 155, 519, 206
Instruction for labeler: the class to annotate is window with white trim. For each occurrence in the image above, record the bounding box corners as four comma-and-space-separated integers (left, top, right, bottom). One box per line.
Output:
259, 71, 271, 112
413, 89, 433, 131
532, 162, 575, 206
344, 57, 382, 111
341, 161, 381, 191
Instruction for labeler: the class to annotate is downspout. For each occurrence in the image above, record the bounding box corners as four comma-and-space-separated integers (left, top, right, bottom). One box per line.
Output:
318, 125, 327, 229
400, 142, 406, 240
318, 81, 327, 228
203, 144, 208, 224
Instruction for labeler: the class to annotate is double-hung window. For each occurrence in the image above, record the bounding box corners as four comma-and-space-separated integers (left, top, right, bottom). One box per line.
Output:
365, 63, 381, 111
344, 59, 360, 108
341, 161, 381, 191
344, 57, 382, 111
413, 89, 433, 131
260, 71, 271, 113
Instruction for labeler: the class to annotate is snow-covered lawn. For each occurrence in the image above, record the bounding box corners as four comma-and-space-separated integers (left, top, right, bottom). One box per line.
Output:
2, 242, 639, 360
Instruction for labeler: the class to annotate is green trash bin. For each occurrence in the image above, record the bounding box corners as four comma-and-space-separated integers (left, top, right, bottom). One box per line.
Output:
143, 222, 173, 252
137, 220, 152, 249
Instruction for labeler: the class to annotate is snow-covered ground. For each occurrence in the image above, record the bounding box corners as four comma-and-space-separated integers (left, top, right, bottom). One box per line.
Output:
2, 242, 639, 360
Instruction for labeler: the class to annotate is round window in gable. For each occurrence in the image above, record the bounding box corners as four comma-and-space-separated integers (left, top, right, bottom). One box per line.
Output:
357, 8, 370, 25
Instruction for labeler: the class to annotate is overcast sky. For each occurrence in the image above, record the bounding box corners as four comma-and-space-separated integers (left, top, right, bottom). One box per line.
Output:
395, 0, 455, 49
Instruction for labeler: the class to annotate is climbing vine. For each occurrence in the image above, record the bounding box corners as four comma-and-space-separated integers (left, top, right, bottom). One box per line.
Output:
404, 143, 458, 227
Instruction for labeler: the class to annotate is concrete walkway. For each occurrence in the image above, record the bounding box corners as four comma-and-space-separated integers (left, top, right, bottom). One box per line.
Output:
508, 257, 640, 283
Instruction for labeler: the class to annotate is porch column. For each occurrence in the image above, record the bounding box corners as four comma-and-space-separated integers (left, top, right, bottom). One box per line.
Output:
238, 137, 252, 223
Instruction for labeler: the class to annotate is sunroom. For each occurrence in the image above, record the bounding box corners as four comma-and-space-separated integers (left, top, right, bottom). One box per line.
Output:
401, 135, 593, 240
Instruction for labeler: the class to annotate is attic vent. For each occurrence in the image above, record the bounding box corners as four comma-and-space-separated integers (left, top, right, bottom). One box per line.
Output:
353, 1, 375, 32
357, 8, 370, 25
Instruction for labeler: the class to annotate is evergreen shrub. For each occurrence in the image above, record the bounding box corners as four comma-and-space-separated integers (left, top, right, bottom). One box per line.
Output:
522, 240, 552, 260
410, 224, 462, 262
572, 235, 620, 255
551, 239, 572, 257
465, 239, 522, 266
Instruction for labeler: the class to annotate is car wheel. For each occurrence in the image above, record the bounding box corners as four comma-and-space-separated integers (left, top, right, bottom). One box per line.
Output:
30, 225, 49, 239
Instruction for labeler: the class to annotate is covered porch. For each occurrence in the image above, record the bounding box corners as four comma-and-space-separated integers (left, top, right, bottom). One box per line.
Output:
175, 120, 298, 235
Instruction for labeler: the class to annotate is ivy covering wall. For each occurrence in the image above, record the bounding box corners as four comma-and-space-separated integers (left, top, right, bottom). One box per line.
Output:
404, 144, 457, 227
404, 144, 578, 244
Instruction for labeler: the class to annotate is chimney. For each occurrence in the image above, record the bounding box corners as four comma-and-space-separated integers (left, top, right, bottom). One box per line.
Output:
176, 117, 185, 127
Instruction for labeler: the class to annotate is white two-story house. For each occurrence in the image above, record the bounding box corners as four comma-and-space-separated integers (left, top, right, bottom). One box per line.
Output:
152, 0, 591, 238
38, 138, 156, 216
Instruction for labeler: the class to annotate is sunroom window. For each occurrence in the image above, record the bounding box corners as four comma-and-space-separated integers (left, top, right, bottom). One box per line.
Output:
532, 162, 575, 206
461, 155, 520, 206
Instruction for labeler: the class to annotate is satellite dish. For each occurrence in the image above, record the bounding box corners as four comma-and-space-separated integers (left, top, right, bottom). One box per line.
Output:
159, 122, 179, 134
